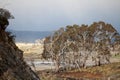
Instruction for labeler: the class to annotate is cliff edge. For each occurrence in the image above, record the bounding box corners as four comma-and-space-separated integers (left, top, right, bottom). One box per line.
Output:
0, 8, 40, 80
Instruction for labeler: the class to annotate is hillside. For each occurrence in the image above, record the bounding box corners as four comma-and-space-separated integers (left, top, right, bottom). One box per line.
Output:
0, 8, 40, 80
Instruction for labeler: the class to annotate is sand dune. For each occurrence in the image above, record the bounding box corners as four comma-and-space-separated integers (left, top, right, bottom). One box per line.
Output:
16, 42, 44, 59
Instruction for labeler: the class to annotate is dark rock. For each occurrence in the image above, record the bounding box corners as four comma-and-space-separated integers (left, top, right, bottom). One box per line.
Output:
0, 20, 40, 80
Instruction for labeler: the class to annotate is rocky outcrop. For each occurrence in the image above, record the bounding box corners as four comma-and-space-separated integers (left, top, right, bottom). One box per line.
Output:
0, 30, 40, 80
0, 8, 40, 80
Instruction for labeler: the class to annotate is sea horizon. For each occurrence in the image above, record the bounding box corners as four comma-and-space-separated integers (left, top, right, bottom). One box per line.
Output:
8, 30, 53, 43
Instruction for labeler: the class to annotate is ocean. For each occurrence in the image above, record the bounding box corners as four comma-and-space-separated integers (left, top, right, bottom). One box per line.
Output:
10, 30, 53, 43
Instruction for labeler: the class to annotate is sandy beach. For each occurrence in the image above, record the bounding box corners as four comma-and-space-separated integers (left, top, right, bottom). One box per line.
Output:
16, 42, 44, 59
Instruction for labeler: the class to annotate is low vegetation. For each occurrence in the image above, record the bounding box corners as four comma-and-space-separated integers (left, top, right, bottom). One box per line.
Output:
37, 62, 120, 80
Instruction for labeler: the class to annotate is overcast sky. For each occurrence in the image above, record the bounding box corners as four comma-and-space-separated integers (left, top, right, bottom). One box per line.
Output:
1, 0, 120, 31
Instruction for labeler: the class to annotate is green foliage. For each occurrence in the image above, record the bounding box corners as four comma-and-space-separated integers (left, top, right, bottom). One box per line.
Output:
0, 8, 14, 30
42, 21, 120, 70
0, 8, 14, 19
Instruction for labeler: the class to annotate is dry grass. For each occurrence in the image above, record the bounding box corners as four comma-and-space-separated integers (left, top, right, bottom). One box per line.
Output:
60, 62, 120, 79
37, 62, 120, 80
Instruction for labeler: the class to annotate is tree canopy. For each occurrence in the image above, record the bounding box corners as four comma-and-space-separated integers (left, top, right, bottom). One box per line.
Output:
0, 8, 14, 30
42, 21, 120, 71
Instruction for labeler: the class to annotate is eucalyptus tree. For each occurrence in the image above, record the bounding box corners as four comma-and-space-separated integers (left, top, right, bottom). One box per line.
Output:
42, 21, 120, 71
89, 21, 118, 65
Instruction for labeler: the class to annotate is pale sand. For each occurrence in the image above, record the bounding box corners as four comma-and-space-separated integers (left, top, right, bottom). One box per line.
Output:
16, 43, 44, 57
16, 43, 51, 70
30, 64, 55, 71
